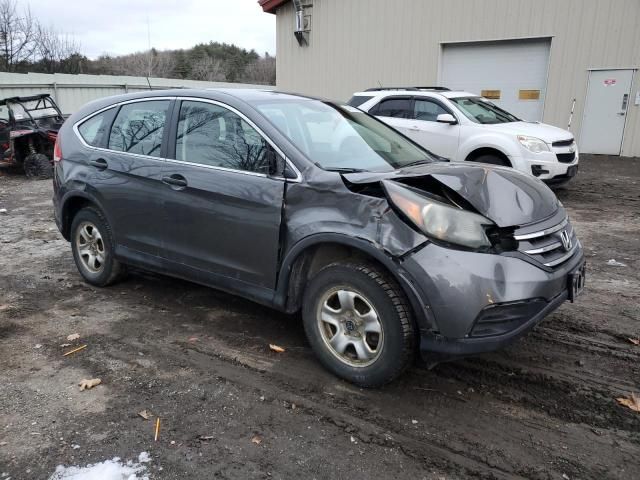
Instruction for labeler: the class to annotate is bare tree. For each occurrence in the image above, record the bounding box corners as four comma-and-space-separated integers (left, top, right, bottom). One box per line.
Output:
0, 0, 37, 71
35, 23, 81, 73
242, 53, 276, 85
190, 56, 226, 82
98, 49, 177, 79
151, 50, 176, 78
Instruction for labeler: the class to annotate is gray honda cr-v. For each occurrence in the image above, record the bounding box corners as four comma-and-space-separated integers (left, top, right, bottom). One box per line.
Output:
53, 89, 586, 386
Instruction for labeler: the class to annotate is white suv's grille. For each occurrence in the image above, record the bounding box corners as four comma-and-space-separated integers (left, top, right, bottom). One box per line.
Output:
514, 218, 579, 268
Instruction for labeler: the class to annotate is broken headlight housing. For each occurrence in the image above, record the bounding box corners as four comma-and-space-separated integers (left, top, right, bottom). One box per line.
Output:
384, 181, 493, 249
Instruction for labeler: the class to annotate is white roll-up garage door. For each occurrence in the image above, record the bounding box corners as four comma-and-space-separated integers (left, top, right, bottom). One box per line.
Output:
440, 38, 551, 121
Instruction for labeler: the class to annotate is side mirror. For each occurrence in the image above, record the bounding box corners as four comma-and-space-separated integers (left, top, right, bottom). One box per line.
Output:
265, 146, 285, 177
437, 113, 457, 125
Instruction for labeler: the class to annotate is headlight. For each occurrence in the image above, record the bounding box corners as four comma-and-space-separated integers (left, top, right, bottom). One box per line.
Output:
517, 135, 550, 153
384, 181, 493, 248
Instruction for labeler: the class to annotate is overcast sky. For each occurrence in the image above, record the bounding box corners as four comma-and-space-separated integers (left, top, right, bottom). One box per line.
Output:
22, 0, 276, 58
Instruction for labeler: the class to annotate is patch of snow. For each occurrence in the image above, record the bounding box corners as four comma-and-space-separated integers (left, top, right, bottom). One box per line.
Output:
137, 452, 151, 464
48, 453, 151, 480
606, 259, 627, 267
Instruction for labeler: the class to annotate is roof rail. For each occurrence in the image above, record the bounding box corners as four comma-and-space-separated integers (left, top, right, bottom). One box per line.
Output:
364, 86, 450, 92
415, 86, 451, 91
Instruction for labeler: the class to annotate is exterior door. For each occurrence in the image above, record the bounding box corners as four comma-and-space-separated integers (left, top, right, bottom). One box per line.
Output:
580, 69, 634, 155
403, 97, 460, 159
160, 99, 285, 289
441, 38, 551, 121
371, 96, 415, 135
86, 99, 172, 257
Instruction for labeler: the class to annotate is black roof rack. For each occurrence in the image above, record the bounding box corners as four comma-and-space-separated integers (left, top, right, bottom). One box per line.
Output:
0, 93, 54, 106
364, 86, 451, 92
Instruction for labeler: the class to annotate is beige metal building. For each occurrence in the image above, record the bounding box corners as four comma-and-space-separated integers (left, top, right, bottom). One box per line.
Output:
260, 0, 640, 157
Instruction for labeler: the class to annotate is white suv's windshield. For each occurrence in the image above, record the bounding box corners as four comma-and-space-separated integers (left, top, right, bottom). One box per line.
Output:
450, 97, 519, 124
254, 100, 433, 172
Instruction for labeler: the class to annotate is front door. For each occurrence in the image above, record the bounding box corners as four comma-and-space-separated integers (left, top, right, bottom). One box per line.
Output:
403, 97, 460, 159
580, 69, 634, 155
160, 99, 285, 290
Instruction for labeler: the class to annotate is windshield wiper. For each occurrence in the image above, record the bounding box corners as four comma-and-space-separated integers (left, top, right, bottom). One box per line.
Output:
324, 167, 367, 173
401, 159, 432, 168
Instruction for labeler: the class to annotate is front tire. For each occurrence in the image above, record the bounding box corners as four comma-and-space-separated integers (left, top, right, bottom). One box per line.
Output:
24, 153, 53, 179
302, 262, 416, 387
70, 207, 125, 287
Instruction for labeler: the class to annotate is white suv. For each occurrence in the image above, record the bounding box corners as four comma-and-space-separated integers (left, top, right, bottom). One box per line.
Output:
349, 87, 579, 184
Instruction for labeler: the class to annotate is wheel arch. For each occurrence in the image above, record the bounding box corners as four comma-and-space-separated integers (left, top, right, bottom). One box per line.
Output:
275, 234, 435, 332
59, 191, 110, 241
465, 146, 512, 166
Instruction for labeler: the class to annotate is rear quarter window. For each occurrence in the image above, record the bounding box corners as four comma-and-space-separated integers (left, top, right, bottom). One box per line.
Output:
347, 95, 374, 108
77, 108, 115, 147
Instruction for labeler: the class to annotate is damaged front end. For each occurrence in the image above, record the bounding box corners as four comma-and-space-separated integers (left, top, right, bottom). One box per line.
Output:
285, 162, 583, 359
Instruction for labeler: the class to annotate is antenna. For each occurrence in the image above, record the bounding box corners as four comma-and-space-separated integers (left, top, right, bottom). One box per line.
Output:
146, 16, 152, 90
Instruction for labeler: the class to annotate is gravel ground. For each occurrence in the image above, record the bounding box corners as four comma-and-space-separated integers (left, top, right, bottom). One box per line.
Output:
0, 155, 639, 479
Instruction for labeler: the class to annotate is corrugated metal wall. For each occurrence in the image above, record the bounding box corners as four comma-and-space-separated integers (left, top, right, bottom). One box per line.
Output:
0, 72, 271, 114
274, 0, 640, 156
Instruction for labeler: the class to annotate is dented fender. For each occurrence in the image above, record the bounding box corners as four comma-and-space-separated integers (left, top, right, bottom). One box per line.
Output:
282, 180, 427, 259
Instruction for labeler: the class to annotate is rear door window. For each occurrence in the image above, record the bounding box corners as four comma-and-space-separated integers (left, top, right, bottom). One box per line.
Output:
78, 108, 116, 147
108, 100, 170, 157
371, 97, 413, 118
175, 100, 271, 174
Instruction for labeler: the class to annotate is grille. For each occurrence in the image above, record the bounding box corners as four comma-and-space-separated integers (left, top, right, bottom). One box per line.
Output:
556, 152, 576, 163
515, 218, 579, 268
552, 138, 575, 148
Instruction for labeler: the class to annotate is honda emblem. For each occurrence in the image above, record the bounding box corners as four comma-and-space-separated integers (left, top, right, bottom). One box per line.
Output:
560, 230, 572, 251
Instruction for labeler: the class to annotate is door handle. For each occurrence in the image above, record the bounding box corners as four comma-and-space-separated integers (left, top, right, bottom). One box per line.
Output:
88, 158, 108, 170
162, 174, 188, 189
408, 126, 421, 131
617, 112, 626, 116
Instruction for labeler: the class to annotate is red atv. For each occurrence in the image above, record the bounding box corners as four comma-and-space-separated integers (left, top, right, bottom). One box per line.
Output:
0, 94, 65, 179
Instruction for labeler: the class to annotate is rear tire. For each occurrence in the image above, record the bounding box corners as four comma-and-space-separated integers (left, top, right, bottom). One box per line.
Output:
24, 153, 53, 179
470, 153, 511, 167
70, 207, 125, 287
302, 261, 416, 387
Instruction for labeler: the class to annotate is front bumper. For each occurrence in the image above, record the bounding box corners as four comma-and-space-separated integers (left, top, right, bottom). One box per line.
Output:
400, 241, 585, 356
510, 148, 579, 182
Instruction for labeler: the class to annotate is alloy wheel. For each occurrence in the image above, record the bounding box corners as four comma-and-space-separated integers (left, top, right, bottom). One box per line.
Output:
316, 288, 384, 367
75, 221, 106, 273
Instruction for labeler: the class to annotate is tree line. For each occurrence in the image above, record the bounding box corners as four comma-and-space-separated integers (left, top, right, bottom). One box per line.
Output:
0, 0, 275, 85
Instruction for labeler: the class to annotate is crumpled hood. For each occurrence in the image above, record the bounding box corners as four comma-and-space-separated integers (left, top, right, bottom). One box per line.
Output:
484, 121, 574, 143
343, 162, 559, 227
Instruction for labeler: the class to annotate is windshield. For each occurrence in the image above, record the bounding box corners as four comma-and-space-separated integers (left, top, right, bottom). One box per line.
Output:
9, 98, 59, 121
450, 96, 519, 124
253, 99, 433, 172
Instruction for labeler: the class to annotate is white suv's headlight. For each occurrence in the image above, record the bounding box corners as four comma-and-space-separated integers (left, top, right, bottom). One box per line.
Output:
517, 135, 550, 153
384, 181, 493, 249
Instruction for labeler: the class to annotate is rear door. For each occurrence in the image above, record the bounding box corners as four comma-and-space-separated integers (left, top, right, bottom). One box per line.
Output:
160, 99, 286, 289
370, 96, 416, 134
405, 97, 460, 158
81, 99, 172, 259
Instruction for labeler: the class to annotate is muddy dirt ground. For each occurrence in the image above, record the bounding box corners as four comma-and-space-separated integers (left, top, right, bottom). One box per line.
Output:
0, 156, 639, 479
